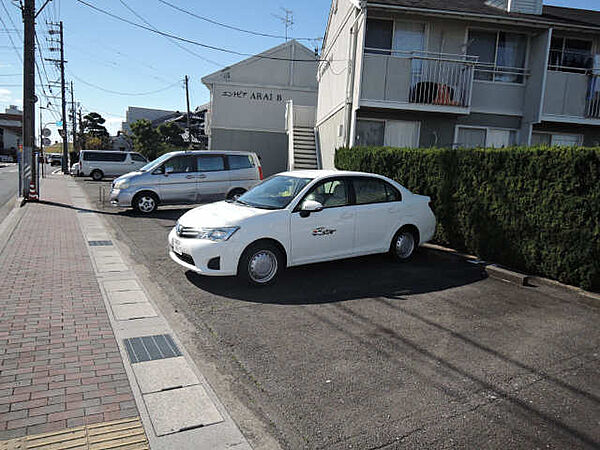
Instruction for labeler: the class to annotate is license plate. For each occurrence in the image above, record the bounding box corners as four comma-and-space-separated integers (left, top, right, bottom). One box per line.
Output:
172, 238, 183, 255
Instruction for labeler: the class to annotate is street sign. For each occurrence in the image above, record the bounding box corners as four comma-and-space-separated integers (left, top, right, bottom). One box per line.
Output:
42, 128, 51, 137
55, 120, 62, 127
42, 138, 51, 146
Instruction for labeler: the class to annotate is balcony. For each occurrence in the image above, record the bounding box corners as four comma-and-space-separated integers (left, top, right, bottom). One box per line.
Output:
360, 50, 477, 113
542, 70, 600, 122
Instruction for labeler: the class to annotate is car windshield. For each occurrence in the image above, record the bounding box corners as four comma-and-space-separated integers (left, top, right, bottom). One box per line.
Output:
139, 153, 171, 172
235, 175, 313, 209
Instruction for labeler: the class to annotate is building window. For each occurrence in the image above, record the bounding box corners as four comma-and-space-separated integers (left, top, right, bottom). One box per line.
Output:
355, 120, 385, 146
355, 120, 419, 147
365, 19, 393, 55
468, 30, 527, 83
456, 126, 517, 148
531, 132, 583, 146
548, 37, 593, 73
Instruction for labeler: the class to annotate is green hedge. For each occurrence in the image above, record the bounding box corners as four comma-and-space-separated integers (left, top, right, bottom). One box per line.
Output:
335, 146, 600, 291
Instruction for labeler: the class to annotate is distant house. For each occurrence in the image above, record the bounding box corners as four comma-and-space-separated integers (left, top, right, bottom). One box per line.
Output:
202, 40, 319, 176
110, 131, 132, 151
121, 107, 178, 133
0, 105, 22, 159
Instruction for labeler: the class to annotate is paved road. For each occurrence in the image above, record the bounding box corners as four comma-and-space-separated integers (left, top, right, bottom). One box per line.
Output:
0, 163, 18, 223
79, 178, 600, 450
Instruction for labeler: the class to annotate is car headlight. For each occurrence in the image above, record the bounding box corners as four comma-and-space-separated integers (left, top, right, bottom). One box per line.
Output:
113, 179, 130, 190
176, 223, 239, 241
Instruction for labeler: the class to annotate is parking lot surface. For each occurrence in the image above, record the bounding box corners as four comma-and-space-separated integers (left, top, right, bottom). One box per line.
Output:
79, 178, 600, 449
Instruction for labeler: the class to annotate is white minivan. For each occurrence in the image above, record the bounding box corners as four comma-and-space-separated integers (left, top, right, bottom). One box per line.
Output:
79, 150, 148, 180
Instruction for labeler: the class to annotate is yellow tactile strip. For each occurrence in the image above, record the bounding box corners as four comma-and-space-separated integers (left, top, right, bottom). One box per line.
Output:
0, 417, 148, 450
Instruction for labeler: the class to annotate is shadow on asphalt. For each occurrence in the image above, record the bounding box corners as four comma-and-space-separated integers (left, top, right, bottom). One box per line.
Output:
186, 250, 488, 304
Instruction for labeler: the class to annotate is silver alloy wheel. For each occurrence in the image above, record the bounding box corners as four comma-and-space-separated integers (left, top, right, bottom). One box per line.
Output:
395, 231, 415, 260
137, 195, 156, 213
248, 249, 278, 283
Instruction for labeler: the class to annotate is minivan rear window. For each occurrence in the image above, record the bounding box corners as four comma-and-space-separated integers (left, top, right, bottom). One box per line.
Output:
228, 155, 254, 170
83, 151, 127, 162
131, 153, 146, 162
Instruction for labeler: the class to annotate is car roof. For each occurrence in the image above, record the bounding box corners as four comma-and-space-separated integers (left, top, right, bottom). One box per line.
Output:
166, 150, 256, 156
278, 169, 390, 179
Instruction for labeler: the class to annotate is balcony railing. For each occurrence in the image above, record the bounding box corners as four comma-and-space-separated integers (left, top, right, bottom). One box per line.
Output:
362, 49, 477, 109
585, 73, 600, 119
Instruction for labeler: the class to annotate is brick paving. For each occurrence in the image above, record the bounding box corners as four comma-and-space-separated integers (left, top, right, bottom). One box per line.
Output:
0, 175, 138, 439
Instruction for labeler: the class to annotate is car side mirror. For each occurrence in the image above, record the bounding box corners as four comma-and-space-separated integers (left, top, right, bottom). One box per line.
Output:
299, 200, 323, 218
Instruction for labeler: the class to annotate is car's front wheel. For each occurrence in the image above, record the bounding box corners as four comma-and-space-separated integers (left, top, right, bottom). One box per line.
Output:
390, 228, 418, 262
238, 241, 284, 286
91, 169, 103, 181
133, 192, 158, 214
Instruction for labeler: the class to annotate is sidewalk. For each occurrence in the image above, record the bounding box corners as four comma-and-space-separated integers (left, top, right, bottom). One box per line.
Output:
0, 175, 145, 445
0, 173, 250, 449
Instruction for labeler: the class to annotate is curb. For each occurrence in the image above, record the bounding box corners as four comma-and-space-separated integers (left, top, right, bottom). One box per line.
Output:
422, 243, 598, 300
0, 196, 27, 256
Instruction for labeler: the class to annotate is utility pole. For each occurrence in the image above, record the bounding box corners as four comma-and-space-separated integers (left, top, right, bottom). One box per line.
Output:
70, 81, 77, 152
22, 0, 36, 199
59, 22, 68, 173
184, 75, 192, 148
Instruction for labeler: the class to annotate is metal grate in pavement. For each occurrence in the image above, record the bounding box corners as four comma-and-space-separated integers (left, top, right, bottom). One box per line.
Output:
88, 240, 113, 246
0, 417, 148, 450
77, 210, 94, 214
124, 334, 182, 364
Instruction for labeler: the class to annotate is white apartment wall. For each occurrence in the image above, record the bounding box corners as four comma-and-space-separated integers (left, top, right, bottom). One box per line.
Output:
317, 0, 358, 125
317, 108, 346, 169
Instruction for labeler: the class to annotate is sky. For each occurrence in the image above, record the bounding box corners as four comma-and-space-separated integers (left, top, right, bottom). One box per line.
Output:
1, 0, 599, 142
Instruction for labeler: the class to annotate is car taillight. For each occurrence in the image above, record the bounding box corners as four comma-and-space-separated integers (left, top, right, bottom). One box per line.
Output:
258, 166, 264, 180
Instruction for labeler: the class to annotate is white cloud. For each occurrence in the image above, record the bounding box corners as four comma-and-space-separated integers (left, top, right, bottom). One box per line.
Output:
0, 89, 11, 102
104, 116, 124, 136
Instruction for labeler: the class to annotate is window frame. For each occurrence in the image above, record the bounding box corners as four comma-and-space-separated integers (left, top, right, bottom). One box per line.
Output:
365, 17, 429, 56
352, 176, 402, 205
453, 125, 519, 148
548, 36, 594, 73
293, 177, 353, 212
466, 27, 530, 85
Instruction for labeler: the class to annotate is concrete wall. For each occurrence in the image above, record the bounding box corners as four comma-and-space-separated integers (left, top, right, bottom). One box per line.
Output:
210, 128, 288, 177
317, 107, 346, 169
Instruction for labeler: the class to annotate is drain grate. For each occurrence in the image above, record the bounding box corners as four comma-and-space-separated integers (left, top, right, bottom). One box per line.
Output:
124, 334, 182, 364
77, 210, 94, 214
88, 240, 113, 246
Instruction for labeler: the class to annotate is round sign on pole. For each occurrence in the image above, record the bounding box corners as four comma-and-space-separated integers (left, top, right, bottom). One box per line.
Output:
42, 138, 51, 146
42, 128, 51, 137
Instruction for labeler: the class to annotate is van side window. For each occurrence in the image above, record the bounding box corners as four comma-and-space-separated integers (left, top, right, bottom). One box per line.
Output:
164, 155, 197, 173
228, 155, 254, 170
82, 152, 126, 162
197, 155, 225, 172
131, 153, 146, 162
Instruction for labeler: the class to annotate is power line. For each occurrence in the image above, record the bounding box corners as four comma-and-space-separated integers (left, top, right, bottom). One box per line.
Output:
0, 10, 22, 63
0, 0, 22, 40
67, 69, 183, 96
75, 0, 324, 63
157, 0, 321, 42
118, 0, 223, 67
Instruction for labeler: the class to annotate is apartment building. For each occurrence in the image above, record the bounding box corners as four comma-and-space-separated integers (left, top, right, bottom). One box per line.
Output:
316, 0, 600, 168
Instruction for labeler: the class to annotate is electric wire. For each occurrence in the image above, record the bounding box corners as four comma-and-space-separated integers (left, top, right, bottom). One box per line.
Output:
0, 8, 22, 63
156, 0, 321, 42
118, 0, 223, 67
67, 69, 182, 96
76, 0, 325, 62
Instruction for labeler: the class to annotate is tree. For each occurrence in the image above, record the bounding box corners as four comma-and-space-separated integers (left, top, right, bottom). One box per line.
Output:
81, 112, 110, 148
84, 136, 104, 149
158, 122, 185, 148
130, 119, 164, 160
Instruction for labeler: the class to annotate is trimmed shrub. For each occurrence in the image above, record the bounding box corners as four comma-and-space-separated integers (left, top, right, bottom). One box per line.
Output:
335, 146, 600, 291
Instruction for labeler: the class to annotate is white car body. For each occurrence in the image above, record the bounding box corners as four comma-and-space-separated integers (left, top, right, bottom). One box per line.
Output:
79, 150, 147, 179
70, 162, 80, 176
168, 170, 436, 280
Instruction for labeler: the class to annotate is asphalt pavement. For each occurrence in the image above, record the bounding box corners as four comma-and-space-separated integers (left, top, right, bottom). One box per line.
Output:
78, 177, 600, 450
0, 163, 18, 223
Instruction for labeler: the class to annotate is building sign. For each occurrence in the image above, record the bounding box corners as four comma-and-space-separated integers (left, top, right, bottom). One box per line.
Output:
221, 90, 285, 102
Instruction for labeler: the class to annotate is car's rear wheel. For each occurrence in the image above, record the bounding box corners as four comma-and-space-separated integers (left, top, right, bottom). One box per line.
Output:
91, 169, 103, 181
390, 228, 417, 262
227, 188, 246, 200
238, 242, 283, 286
133, 192, 158, 214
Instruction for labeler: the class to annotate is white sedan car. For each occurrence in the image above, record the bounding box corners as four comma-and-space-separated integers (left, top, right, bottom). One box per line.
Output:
168, 170, 436, 285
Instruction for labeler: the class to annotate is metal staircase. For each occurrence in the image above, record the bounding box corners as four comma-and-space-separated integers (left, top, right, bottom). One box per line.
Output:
286, 101, 320, 170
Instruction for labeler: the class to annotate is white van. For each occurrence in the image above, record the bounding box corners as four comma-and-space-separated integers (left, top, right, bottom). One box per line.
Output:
79, 150, 148, 181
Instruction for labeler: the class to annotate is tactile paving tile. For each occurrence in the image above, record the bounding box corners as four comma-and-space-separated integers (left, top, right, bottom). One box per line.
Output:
0, 417, 148, 450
